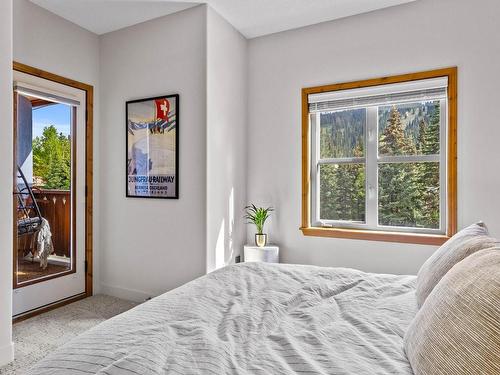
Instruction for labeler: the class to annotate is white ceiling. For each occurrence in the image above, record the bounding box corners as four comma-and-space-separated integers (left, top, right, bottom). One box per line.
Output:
30, 0, 199, 35
30, 0, 418, 38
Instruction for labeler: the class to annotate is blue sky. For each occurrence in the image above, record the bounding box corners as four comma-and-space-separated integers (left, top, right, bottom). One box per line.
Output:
32, 103, 71, 138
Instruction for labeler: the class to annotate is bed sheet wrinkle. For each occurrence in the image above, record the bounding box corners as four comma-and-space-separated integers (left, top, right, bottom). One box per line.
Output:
256, 334, 325, 375
29, 262, 417, 375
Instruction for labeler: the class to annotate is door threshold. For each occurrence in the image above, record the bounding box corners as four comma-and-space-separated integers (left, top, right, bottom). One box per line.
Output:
13, 292, 88, 324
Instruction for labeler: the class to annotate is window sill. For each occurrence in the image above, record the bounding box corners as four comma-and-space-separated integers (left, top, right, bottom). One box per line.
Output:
300, 226, 449, 245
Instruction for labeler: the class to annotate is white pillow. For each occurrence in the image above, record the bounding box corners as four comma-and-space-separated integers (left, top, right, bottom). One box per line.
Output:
405, 248, 500, 375
415, 222, 497, 308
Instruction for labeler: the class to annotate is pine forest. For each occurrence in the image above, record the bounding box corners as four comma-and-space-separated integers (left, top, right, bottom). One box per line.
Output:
319, 101, 440, 229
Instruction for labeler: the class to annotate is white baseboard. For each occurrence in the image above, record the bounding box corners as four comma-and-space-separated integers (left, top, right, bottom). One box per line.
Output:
100, 283, 152, 303
0, 342, 14, 367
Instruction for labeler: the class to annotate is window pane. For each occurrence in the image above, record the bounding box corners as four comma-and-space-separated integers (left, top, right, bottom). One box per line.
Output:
320, 163, 365, 222
378, 162, 440, 229
16, 98, 73, 286
320, 109, 366, 159
378, 101, 440, 156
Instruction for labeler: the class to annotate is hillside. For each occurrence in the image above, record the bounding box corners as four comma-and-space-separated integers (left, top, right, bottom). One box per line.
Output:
320, 101, 439, 158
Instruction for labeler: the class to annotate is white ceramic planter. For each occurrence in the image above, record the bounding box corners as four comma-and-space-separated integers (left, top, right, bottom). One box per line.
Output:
243, 245, 279, 263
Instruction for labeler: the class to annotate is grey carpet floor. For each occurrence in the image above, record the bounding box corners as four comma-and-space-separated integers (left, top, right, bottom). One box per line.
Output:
0, 295, 137, 375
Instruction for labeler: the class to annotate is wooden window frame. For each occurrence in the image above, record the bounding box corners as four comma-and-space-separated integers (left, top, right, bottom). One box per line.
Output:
300, 67, 457, 245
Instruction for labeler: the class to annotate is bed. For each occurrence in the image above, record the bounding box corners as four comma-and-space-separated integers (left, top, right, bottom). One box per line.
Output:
29, 262, 417, 374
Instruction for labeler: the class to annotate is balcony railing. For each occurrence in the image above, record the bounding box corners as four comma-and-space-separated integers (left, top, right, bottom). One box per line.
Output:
34, 189, 71, 258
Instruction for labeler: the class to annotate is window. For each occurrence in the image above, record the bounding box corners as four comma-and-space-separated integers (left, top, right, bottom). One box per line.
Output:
301, 68, 457, 245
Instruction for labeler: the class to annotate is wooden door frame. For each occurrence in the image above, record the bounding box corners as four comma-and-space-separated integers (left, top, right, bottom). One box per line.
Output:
12, 62, 93, 320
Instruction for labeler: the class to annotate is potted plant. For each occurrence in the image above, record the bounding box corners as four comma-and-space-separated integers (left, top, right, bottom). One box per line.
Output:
244, 204, 274, 247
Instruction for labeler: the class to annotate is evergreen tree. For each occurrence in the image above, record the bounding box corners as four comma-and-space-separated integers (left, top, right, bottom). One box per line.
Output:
422, 103, 440, 155
417, 119, 428, 153
320, 164, 337, 219
320, 144, 365, 222
414, 103, 440, 228
379, 106, 416, 155
45, 159, 71, 189
378, 106, 418, 226
33, 125, 71, 190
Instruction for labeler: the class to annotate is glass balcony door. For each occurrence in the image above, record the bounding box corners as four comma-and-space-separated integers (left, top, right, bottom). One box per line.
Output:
13, 70, 86, 317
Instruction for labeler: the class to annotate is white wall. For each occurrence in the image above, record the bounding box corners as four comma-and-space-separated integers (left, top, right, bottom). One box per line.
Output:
13, 0, 100, 86
99, 6, 208, 301
13, 0, 102, 291
247, 0, 500, 275
10, 1, 249, 305
206, 7, 247, 272
0, 0, 14, 366
10, 0, 499, 309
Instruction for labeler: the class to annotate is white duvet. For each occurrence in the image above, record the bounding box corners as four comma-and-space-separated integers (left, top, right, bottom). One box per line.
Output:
29, 263, 417, 374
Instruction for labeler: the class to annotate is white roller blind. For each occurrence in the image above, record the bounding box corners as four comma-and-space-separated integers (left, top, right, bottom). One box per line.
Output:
309, 77, 448, 113
14, 83, 80, 106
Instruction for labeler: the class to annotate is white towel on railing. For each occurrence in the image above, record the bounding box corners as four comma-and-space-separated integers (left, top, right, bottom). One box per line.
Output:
36, 218, 54, 269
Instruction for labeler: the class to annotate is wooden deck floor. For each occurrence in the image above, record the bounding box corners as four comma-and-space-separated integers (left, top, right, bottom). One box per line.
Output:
16, 260, 69, 284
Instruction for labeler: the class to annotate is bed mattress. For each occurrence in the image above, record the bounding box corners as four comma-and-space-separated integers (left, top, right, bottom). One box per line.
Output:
29, 262, 417, 374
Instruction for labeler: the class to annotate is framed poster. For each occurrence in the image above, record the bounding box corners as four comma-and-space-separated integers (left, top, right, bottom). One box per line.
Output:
126, 94, 179, 199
